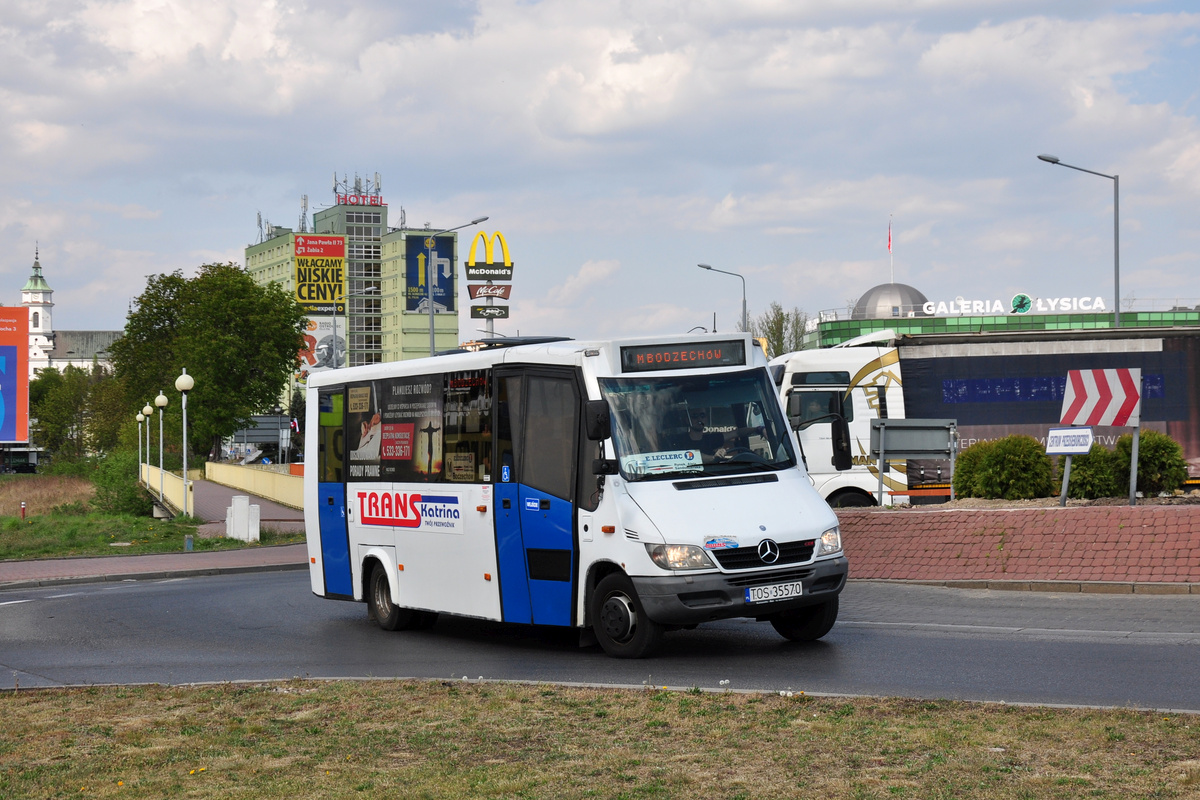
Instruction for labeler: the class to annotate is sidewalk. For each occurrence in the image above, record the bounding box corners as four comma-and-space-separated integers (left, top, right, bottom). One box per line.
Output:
0, 544, 309, 590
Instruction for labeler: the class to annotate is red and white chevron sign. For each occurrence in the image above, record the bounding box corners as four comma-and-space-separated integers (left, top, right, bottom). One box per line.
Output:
1060, 368, 1141, 427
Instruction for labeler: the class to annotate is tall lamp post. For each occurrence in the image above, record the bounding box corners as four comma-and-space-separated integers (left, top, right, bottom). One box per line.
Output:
697, 264, 748, 333
142, 403, 154, 487
175, 369, 194, 518
425, 216, 489, 357
1037, 154, 1120, 328
136, 413, 145, 482
154, 391, 168, 501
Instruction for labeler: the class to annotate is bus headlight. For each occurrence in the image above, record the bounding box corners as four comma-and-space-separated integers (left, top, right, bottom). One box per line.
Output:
817, 526, 842, 556
645, 544, 715, 571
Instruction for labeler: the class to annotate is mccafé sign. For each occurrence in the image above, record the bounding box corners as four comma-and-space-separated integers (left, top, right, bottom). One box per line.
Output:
336, 194, 385, 206
467, 284, 512, 300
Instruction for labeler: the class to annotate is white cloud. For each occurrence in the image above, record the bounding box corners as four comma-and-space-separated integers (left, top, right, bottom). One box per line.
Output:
0, 0, 1196, 338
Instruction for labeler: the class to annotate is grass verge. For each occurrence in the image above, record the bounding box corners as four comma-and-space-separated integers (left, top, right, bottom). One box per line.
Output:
0, 474, 304, 559
2, 681, 1198, 798
0, 512, 304, 560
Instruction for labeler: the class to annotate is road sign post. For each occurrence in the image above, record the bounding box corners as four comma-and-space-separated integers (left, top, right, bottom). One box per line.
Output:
1059, 368, 1141, 506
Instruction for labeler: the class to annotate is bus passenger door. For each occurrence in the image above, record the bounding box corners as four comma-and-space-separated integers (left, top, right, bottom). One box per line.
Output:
493, 369, 581, 627
317, 387, 353, 597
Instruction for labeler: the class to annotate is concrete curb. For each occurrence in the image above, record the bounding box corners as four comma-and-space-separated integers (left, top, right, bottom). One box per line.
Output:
0, 561, 308, 592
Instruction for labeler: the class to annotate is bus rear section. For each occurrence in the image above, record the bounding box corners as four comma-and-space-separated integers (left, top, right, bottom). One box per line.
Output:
304, 335, 847, 658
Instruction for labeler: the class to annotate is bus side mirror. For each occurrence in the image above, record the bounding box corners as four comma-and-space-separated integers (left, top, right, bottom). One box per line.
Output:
584, 400, 611, 441
831, 416, 851, 471
786, 392, 803, 429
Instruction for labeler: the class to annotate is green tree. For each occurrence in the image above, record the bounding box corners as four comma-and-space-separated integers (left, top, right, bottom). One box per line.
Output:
109, 262, 307, 459
750, 302, 809, 359
31, 365, 89, 457
31, 364, 128, 460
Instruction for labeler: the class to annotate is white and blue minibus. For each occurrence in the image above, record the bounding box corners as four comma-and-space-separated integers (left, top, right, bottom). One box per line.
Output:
304, 334, 848, 658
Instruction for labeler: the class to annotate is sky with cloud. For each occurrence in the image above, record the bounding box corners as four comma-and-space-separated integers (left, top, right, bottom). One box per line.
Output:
2, 0, 1198, 340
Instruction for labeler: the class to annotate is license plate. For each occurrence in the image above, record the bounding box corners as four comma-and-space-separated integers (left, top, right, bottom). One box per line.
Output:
744, 581, 804, 603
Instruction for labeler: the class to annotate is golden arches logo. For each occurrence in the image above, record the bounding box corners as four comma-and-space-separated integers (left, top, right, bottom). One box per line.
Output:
466, 231, 512, 267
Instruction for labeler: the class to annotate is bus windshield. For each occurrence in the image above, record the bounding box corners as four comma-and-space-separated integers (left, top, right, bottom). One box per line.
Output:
598, 369, 797, 481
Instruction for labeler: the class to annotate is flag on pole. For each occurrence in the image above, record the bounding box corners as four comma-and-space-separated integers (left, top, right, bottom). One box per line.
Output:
888, 219, 892, 253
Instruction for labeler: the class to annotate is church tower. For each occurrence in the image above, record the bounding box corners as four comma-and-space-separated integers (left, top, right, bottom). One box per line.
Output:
22, 247, 54, 377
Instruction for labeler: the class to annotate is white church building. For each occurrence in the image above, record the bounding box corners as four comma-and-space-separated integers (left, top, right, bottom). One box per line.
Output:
22, 249, 121, 378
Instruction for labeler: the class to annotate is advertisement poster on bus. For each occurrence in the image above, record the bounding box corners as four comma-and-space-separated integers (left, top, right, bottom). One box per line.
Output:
346, 377, 444, 483
293, 235, 345, 314
404, 235, 456, 313
296, 316, 345, 385
0, 308, 28, 443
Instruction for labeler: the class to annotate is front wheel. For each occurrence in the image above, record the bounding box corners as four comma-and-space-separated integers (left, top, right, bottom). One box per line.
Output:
828, 490, 874, 509
368, 563, 419, 631
590, 573, 664, 658
769, 597, 838, 642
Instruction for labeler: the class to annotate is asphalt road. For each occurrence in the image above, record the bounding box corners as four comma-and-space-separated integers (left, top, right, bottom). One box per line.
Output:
3, 573, 1198, 711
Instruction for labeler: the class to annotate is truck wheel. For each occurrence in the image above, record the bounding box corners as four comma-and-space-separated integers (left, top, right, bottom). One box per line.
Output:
769, 597, 838, 642
590, 573, 663, 658
368, 563, 417, 631
829, 491, 874, 508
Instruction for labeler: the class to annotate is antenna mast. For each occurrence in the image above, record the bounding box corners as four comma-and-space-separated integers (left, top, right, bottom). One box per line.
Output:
299, 195, 309, 233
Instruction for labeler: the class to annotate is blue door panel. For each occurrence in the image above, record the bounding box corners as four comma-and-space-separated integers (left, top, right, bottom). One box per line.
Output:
518, 484, 575, 627
318, 482, 353, 597
494, 482, 532, 623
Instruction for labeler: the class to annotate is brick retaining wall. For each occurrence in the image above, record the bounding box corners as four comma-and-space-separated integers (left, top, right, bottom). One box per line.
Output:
837, 506, 1200, 584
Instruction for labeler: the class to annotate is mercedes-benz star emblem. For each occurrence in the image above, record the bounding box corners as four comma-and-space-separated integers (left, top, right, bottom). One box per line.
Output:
757, 539, 780, 564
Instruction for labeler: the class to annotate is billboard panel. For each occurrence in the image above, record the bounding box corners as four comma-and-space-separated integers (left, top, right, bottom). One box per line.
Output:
296, 316, 346, 385
405, 235, 456, 313
0, 308, 29, 443
294, 235, 345, 314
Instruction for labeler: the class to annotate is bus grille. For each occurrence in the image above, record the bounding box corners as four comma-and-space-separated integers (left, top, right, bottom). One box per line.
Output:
711, 540, 815, 571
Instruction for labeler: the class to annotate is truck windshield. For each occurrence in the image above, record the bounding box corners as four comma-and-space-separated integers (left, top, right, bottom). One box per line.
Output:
598, 369, 797, 481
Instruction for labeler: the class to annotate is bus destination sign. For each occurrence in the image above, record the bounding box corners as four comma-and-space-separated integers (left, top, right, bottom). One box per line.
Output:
620, 340, 747, 373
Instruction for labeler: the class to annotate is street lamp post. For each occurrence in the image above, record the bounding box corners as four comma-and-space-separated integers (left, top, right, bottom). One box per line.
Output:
424, 216, 489, 357
697, 264, 748, 333
1037, 154, 1120, 328
136, 413, 145, 482
175, 369, 194, 518
155, 391, 168, 501
142, 403, 153, 488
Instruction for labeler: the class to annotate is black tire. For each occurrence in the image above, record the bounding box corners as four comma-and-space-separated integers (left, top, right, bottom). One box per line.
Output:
829, 490, 874, 508
769, 597, 839, 642
367, 563, 418, 631
590, 573, 664, 658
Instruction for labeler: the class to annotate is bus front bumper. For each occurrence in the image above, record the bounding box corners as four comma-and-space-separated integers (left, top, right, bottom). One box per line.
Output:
631, 556, 848, 626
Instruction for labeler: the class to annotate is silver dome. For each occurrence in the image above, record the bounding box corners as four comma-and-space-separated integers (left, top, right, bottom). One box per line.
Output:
851, 283, 930, 320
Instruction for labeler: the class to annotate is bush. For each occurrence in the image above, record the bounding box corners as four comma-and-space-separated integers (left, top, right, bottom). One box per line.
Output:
1114, 429, 1188, 496
1060, 444, 1121, 499
40, 457, 96, 478
972, 435, 1054, 499
952, 439, 995, 498
91, 450, 154, 516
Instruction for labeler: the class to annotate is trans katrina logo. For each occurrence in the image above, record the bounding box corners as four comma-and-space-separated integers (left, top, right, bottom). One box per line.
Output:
356, 491, 461, 530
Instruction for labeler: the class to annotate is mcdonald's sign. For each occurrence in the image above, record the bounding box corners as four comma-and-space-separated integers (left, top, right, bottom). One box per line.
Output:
464, 231, 514, 281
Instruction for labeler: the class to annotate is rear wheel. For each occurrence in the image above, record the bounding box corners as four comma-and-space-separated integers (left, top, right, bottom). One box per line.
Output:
769, 597, 839, 642
590, 573, 663, 658
367, 563, 419, 631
